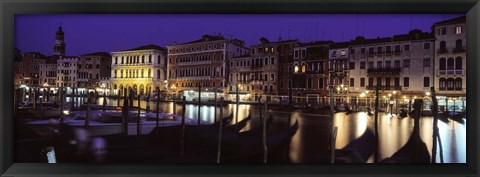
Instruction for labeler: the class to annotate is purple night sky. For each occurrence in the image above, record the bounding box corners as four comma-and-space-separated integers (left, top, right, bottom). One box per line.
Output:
15, 14, 462, 56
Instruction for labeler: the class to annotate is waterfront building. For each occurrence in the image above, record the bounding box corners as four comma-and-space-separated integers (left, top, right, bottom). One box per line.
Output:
57, 56, 79, 91
277, 39, 300, 104
14, 48, 24, 87
432, 16, 466, 111
228, 54, 252, 101
249, 38, 281, 102
291, 41, 332, 105
22, 52, 46, 88
77, 52, 112, 92
328, 42, 351, 104
166, 34, 248, 101
39, 57, 57, 90
347, 30, 435, 109
110, 44, 168, 96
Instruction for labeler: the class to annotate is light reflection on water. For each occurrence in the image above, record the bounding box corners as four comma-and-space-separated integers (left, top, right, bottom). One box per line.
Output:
66, 98, 467, 163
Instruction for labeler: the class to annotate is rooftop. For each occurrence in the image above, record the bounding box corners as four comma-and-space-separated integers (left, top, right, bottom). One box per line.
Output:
79, 52, 111, 58
121, 44, 166, 52
179, 35, 226, 45
433, 16, 466, 26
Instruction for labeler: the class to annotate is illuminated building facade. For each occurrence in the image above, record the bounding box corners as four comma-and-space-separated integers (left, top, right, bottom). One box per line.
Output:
432, 16, 466, 107
347, 30, 435, 107
228, 55, 252, 101
166, 35, 248, 100
110, 45, 168, 96
57, 56, 79, 89
78, 52, 112, 91
292, 41, 331, 105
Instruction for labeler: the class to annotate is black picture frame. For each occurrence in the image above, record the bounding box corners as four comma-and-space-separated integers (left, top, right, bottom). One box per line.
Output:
1, 0, 479, 176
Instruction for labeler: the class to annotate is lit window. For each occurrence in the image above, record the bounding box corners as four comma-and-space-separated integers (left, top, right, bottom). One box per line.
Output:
301, 63, 306, 73
455, 26, 462, 34
294, 64, 299, 73
340, 50, 346, 56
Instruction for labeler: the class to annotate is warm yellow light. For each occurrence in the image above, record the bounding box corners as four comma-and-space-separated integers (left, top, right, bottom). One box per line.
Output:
294, 66, 299, 73
388, 94, 392, 97
393, 91, 397, 94
360, 93, 365, 97
426, 92, 431, 96
365, 90, 369, 94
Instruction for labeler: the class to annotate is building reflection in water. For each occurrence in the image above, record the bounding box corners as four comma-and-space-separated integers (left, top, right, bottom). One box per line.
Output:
72, 98, 466, 163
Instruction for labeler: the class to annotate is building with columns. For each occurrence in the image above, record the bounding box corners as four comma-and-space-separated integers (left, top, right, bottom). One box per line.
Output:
166, 34, 249, 101
110, 44, 168, 96
432, 16, 466, 111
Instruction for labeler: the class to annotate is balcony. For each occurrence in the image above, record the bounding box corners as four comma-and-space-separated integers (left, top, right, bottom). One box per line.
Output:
437, 48, 448, 54
453, 47, 465, 53
306, 70, 326, 75
367, 68, 401, 75
438, 69, 464, 75
365, 86, 402, 91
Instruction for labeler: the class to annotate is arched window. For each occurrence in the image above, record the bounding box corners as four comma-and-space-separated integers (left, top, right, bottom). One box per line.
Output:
456, 39, 463, 49
440, 41, 446, 50
455, 57, 462, 70
440, 58, 446, 70
455, 78, 462, 91
439, 78, 446, 90
301, 63, 306, 73
294, 64, 299, 73
447, 58, 454, 70
142, 56, 145, 63
447, 78, 455, 90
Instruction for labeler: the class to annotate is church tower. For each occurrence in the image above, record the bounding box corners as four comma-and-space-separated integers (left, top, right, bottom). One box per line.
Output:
53, 25, 66, 56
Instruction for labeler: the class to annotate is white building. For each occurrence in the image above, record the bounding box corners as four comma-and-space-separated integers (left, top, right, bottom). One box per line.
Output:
348, 29, 435, 107
110, 44, 168, 96
57, 56, 79, 93
432, 16, 466, 111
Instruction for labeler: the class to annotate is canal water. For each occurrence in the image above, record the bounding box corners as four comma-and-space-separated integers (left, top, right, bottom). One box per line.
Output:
64, 97, 467, 163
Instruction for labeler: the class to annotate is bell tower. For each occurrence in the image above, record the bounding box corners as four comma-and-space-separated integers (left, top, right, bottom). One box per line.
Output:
53, 25, 66, 56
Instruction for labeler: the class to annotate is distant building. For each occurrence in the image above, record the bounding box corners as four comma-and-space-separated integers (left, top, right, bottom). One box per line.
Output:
248, 38, 299, 103
228, 54, 252, 101
292, 41, 331, 105
39, 57, 57, 88
14, 48, 24, 87
328, 42, 350, 104
77, 52, 112, 92
57, 56, 79, 91
277, 39, 299, 104
110, 44, 167, 96
22, 52, 46, 87
166, 34, 248, 101
432, 16, 466, 109
347, 30, 435, 108
53, 26, 66, 57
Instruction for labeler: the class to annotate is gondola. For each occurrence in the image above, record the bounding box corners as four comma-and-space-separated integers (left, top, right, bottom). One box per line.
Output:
335, 129, 376, 163
379, 133, 430, 163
